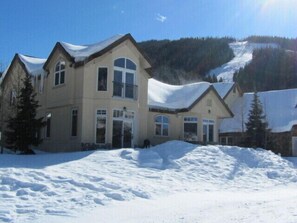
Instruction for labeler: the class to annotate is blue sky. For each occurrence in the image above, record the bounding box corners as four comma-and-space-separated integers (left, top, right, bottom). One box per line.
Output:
1, 0, 296, 69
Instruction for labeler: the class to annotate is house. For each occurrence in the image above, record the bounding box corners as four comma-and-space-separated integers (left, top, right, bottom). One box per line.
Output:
0, 33, 234, 152
1, 34, 152, 152
219, 89, 297, 156
147, 79, 233, 145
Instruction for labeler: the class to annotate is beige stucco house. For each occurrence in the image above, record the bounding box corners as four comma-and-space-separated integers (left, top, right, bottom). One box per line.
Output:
1, 33, 237, 152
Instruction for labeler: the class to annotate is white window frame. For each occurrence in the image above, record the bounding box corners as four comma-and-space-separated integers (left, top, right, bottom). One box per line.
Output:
154, 115, 169, 137
183, 116, 198, 141
95, 109, 107, 144
113, 58, 137, 99
54, 61, 66, 86
203, 119, 215, 142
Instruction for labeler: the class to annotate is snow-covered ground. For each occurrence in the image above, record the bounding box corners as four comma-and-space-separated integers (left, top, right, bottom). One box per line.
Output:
209, 41, 278, 82
1, 141, 297, 223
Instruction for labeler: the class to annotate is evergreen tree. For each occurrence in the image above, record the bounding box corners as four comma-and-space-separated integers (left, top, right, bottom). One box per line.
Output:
245, 91, 269, 148
4, 75, 45, 154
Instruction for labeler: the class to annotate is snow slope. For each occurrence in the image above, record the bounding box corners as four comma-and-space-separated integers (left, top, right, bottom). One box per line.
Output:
1, 141, 297, 223
220, 88, 297, 133
209, 41, 278, 82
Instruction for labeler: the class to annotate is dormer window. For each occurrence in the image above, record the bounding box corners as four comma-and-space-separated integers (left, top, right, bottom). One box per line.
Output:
54, 61, 65, 86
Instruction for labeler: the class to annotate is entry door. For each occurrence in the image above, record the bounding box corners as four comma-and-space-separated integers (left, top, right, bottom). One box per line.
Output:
112, 120, 133, 148
292, 137, 297, 156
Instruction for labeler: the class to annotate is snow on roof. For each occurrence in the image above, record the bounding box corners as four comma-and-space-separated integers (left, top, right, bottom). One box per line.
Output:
148, 78, 211, 111
213, 82, 235, 99
18, 54, 46, 76
220, 88, 297, 133
60, 34, 124, 62
0, 65, 10, 85
209, 41, 279, 82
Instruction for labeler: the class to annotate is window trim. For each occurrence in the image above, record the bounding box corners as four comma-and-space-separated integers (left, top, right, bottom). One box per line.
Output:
97, 67, 108, 92
113, 57, 137, 99
203, 119, 215, 143
154, 115, 169, 137
95, 109, 107, 144
54, 60, 66, 86
183, 116, 198, 142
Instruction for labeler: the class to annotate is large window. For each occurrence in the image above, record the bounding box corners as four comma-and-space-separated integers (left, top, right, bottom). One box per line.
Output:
46, 113, 52, 138
54, 61, 65, 86
184, 117, 198, 141
71, 109, 78, 137
96, 109, 107, 144
203, 119, 215, 143
113, 58, 137, 99
155, 115, 169, 136
97, 67, 107, 91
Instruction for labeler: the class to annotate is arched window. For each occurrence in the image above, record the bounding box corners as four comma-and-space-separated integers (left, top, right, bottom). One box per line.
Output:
113, 58, 137, 99
155, 115, 169, 136
54, 61, 65, 86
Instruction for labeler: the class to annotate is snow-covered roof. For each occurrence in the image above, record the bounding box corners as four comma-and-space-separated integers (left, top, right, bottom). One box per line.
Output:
148, 78, 211, 111
18, 54, 46, 76
60, 34, 124, 62
213, 82, 235, 99
220, 88, 297, 133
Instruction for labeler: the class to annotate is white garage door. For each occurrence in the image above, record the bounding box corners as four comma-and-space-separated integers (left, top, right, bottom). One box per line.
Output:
292, 137, 297, 156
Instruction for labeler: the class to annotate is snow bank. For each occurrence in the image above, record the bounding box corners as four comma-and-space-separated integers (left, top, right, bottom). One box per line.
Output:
209, 41, 278, 82
220, 88, 297, 133
0, 141, 297, 222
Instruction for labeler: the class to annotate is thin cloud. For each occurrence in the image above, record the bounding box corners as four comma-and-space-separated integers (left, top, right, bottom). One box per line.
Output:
156, 13, 167, 23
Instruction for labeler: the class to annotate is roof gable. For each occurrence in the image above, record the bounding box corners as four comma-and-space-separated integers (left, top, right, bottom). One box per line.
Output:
44, 34, 152, 74
148, 79, 233, 116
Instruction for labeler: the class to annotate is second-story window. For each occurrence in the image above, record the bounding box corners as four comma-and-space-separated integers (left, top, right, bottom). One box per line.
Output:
54, 61, 65, 86
97, 67, 107, 91
113, 58, 137, 100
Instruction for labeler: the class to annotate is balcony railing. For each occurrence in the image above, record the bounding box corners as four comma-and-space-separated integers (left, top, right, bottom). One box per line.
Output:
113, 81, 138, 100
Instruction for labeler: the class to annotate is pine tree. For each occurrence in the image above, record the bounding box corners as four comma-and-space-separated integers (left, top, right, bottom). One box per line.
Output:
4, 75, 45, 154
245, 91, 269, 148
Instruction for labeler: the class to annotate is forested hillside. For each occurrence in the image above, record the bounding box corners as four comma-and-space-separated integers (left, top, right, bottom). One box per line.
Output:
245, 36, 297, 51
139, 37, 235, 84
233, 48, 297, 92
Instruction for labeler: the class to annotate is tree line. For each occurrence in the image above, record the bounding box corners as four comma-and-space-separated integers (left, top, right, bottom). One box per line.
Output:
139, 37, 235, 84
233, 47, 297, 92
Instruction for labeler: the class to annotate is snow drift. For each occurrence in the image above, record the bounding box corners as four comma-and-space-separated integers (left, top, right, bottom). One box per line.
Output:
0, 141, 297, 223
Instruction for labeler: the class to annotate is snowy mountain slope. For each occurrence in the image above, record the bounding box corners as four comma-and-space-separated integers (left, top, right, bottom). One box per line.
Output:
209, 41, 278, 82
1, 141, 297, 223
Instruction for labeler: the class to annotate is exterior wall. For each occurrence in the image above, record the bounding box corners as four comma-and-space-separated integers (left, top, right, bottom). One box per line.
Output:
80, 40, 149, 148
39, 50, 84, 152
148, 89, 232, 146
223, 85, 241, 108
